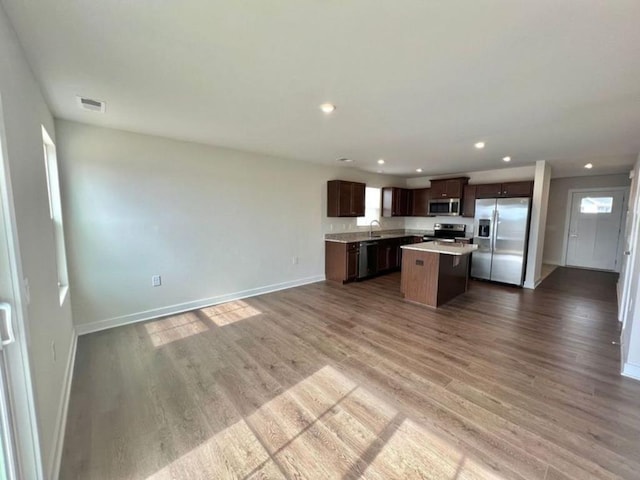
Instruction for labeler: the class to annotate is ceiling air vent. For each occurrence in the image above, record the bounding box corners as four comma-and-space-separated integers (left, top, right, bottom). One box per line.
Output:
76, 95, 106, 113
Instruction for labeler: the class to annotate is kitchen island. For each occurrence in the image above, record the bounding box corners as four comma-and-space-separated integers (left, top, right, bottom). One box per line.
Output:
400, 242, 478, 307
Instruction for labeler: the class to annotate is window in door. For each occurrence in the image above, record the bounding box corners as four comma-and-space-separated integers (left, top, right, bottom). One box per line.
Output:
580, 196, 613, 214
42, 126, 69, 304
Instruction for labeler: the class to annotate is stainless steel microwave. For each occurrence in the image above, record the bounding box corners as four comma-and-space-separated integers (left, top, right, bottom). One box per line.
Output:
428, 198, 461, 216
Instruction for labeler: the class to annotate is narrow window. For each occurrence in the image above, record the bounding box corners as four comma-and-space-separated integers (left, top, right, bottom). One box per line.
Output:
42, 126, 69, 304
580, 197, 613, 214
357, 187, 382, 226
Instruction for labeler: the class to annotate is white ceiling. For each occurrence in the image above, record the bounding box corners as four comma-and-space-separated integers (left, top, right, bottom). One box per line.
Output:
3, 0, 640, 177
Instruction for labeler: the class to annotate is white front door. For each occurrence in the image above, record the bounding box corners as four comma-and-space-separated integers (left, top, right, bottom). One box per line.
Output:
566, 189, 626, 271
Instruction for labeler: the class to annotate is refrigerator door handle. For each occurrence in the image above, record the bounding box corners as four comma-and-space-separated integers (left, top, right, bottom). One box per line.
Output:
492, 209, 498, 252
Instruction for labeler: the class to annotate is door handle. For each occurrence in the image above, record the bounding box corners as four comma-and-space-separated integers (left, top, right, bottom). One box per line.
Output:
492, 210, 497, 251
0, 303, 14, 349
624, 251, 631, 256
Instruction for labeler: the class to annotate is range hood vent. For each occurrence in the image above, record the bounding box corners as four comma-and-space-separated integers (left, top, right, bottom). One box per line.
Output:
76, 96, 106, 113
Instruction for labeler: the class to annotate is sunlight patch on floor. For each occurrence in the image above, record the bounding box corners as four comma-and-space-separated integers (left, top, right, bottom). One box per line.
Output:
364, 418, 504, 479
143, 312, 208, 347
199, 300, 262, 326
145, 419, 276, 480
145, 364, 506, 479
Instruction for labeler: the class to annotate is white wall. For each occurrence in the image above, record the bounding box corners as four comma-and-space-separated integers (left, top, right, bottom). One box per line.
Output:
543, 173, 631, 265
55, 120, 405, 332
0, 3, 75, 478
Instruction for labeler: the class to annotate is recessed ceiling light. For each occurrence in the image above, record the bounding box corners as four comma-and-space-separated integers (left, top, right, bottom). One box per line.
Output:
377, 159, 385, 165
319, 103, 336, 114
474, 141, 485, 149
416, 168, 423, 173
337, 157, 353, 163
503, 156, 511, 162
584, 163, 593, 169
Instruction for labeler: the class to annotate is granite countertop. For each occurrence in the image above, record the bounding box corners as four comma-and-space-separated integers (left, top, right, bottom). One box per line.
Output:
324, 229, 429, 244
325, 229, 473, 244
401, 241, 478, 256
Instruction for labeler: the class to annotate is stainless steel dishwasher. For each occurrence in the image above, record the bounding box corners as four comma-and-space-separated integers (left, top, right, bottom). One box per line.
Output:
358, 241, 378, 279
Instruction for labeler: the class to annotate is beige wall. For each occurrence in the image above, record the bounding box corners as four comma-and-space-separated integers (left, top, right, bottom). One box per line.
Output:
56, 120, 405, 332
0, 3, 75, 477
543, 174, 631, 265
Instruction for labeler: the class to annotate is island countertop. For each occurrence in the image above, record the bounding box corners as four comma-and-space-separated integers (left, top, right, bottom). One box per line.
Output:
401, 241, 478, 256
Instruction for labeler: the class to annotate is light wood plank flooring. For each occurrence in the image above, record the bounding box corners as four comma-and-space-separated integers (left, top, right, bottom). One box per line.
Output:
60, 268, 640, 479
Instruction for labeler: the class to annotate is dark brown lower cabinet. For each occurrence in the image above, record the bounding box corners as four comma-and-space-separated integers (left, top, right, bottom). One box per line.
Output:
377, 239, 400, 272
325, 241, 359, 283
325, 236, 422, 283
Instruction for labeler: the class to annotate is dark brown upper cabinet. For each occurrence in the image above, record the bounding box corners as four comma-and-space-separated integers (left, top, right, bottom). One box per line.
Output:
429, 177, 469, 199
475, 181, 534, 199
327, 180, 366, 217
382, 187, 411, 217
411, 188, 431, 216
462, 184, 476, 218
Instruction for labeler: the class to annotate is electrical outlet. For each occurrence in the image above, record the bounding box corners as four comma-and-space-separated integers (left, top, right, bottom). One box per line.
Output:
152, 275, 162, 287
51, 341, 56, 362
292, 256, 299, 265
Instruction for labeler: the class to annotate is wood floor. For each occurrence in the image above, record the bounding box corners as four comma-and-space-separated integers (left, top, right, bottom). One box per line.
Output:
60, 268, 640, 479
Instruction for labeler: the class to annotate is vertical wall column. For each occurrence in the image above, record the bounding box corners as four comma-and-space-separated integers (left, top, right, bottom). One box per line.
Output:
524, 160, 552, 289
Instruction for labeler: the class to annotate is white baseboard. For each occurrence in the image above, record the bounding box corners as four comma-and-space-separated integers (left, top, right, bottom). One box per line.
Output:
523, 277, 543, 290
75, 275, 325, 336
542, 259, 563, 266
48, 328, 78, 480
622, 362, 640, 382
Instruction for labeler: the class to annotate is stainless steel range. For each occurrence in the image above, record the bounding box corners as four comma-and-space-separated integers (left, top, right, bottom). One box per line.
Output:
423, 223, 466, 243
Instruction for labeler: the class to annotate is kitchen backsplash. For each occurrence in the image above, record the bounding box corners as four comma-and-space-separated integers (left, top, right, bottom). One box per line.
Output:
322, 216, 474, 236
404, 216, 475, 233
322, 215, 405, 234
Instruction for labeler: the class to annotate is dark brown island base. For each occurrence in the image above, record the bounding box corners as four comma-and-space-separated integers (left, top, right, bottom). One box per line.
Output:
400, 242, 478, 307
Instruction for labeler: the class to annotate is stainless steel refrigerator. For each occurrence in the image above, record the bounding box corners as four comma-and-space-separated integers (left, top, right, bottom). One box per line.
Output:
471, 197, 531, 286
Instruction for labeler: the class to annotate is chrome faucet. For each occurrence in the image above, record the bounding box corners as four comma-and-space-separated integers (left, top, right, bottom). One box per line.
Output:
369, 219, 382, 237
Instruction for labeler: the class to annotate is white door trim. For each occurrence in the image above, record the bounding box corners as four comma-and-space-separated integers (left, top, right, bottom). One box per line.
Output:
619, 170, 637, 325
0, 96, 44, 478
560, 186, 630, 269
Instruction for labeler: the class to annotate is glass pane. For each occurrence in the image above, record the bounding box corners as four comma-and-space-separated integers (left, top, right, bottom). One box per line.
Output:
357, 187, 381, 226
580, 196, 613, 214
